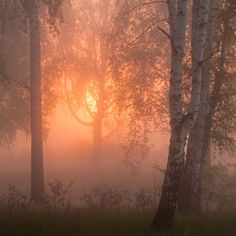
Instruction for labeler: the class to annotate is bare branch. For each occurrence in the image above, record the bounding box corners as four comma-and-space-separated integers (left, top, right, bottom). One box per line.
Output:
102, 112, 125, 141
116, 1, 167, 19
157, 26, 175, 52
59, 39, 94, 127
63, 69, 94, 127
127, 17, 167, 47
7, 78, 30, 91
66, 98, 94, 127
198, 53, 213, 66
158, 26, 171, 41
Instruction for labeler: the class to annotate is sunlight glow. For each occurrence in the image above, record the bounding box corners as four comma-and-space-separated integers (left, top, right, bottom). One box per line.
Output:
85, 90, 97, 113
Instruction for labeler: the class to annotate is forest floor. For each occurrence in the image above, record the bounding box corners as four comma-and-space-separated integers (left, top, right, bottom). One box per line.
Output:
0, 209, 235, 236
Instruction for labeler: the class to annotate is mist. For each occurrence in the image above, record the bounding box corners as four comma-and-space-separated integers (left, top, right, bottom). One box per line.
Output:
0, 0, 236, 235
0, 103, 169, 198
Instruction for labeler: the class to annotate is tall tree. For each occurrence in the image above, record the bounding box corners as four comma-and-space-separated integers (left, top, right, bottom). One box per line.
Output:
110, 0, 169, 169
152, 0, 210, 229
57, 0, 121, 166
20, 0, 65, 202
178, 0, 236, 213
22, 0, 44, 203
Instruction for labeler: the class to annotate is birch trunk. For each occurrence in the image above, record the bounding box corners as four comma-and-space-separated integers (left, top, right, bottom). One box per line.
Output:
25, 0, 45, 203
192, 8, 228, 210
203, 11, 228, 160
152, 0, 187, 229
152, 0, 209, 229
178, 0, 215, 213
188, 0, 209, 120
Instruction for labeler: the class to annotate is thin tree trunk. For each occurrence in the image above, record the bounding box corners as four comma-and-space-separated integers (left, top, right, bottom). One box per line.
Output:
25, 0, 45, 203
92, 15, 107, 166
92, 113, 103, 164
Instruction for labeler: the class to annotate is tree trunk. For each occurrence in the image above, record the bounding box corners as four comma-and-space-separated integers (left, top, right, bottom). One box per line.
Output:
179, 0, 228, 212
152, 126, 185, 228
178, 0, 215, 213
152, 0, 209, 229
92, 17, 107, 167
25, 0, 45, 203
92, 114, 103, 165
203, 10, 228, 156
152, 0, 187, 229
178, 128, 200, 212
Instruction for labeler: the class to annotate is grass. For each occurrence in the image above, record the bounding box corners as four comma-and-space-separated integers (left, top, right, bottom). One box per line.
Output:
0, 209, 235, 236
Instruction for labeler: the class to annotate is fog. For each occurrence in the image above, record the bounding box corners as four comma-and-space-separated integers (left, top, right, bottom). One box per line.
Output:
0, 0, 236, 234
0, 103, 170, 201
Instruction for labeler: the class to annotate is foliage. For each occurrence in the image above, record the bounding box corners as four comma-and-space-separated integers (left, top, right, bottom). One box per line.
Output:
209, 0, 236, 155
0, 0, 67, 144
110, 0, 169, 167
44, 179, 73, 212
0, 185, 27, 215
81, 185, 126, 212
202, 162, 236, 211
0, 1, 30, 144
81, 184, 159, 213
134, 188, 153, 213
0, 179, 235, 235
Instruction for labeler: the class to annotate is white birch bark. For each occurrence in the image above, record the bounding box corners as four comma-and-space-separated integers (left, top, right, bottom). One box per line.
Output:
169, 0, 186, 125
190, 0, 215, 210
189, 0, 209, 119
178, 0, 215, 212
152, 0, 188, 229
153, 0, 210, 229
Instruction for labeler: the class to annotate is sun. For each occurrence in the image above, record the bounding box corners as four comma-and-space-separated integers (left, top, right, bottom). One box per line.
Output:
85, 90, 97, 113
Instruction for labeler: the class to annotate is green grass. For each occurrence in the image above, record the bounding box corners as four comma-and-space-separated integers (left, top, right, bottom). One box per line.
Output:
0, 209, 235, 236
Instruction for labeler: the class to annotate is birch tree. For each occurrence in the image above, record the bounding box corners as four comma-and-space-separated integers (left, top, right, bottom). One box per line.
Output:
152, 0, 210, 229
59, 0, 122, 166
110, 0, 169, 169
178, 0, 216, 213
179, 0, 236, 213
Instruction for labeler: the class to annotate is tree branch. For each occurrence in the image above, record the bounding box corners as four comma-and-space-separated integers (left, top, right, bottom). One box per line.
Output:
102, 111, 125, 141
63, 73, 94, 127
127, 17, 167, 47
158, 26, 171, 42
9, 78, 30, 91
66, 97, 94, 127
116, 1, 167, 19
83, 98, 96, 119
198, 53, 213, 66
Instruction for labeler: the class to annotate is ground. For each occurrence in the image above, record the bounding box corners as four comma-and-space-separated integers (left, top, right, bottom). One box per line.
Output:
0, 209, 235, 236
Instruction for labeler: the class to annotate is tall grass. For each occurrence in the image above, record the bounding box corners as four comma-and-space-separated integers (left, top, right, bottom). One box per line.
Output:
0, 182, 235, 235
